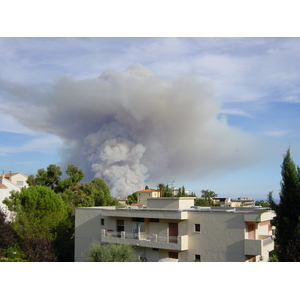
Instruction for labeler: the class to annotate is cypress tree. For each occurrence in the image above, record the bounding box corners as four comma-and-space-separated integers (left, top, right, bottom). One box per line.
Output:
269, 148, 300, 261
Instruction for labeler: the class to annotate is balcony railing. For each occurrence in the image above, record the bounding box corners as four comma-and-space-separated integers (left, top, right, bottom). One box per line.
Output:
101, 230, 187, 250
244, 235, 274, 256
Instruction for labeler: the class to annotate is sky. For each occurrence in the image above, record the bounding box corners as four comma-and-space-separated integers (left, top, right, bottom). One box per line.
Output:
1, 37, 299, 200
1, 0, 300, 201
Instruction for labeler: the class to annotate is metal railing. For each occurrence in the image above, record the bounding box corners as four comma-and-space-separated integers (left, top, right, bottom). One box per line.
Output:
103, 230, 178, 244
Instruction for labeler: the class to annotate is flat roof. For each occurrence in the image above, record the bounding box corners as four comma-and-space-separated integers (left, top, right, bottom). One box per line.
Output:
76, 205, 271, 214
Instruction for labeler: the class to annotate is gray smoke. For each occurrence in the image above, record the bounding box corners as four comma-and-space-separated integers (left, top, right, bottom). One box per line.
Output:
0, 64, 261, 197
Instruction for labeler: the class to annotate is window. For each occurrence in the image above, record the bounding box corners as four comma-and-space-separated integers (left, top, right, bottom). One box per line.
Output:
100, 218, 104, 225
17, 181, 23, 186
195, 254, 201, 262
169, 252, 178, 259
149, 218, 159, 222
117, 220, 124, 232
195, 224, 201, 232
132, 218, 144, 222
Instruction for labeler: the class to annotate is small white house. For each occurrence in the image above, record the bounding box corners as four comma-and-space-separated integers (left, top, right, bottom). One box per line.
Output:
0, 173, 28, 218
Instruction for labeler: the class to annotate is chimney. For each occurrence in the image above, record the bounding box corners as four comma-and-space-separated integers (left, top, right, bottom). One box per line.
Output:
0, 170, 5, 184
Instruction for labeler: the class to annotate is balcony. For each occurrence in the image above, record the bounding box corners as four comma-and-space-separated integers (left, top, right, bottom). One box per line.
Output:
244, 235, 274, 256
101, 229, 188, 251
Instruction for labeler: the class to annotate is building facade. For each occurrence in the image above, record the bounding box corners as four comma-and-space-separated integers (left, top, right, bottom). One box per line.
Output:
75, 197, 275, 262
136, 189, 160, 205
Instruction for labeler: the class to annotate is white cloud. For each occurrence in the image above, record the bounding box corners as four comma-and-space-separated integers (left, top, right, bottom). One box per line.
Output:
219, 108, 253, 118
264, 130, 291, 137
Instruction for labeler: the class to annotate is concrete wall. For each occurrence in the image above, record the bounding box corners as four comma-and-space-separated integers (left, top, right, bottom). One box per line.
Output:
183, 211, 246, 262
147, 197, 195, 210
75, 208, 104, 261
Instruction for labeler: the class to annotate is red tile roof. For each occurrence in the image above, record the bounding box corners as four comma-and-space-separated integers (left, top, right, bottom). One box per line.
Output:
4, 173, 19, 178
136, 189, 160, 193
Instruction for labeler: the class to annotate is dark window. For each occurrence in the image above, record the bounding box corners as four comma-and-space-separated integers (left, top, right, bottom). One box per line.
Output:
195, 224, 201, 232
152, 248, 159, 251
195, 254, 201, 262
169, 252, 178, 259
117, 220, 124, 232
149, 218, 159, 222
132, 217, 145, 222
101, 218, 104, 225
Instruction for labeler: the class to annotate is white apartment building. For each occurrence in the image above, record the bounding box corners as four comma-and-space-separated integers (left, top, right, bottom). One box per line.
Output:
170, 187, 192, 196
75, 197, 275, 262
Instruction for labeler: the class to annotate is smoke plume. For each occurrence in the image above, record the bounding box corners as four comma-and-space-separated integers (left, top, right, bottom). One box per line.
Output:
0, 64, 261, 197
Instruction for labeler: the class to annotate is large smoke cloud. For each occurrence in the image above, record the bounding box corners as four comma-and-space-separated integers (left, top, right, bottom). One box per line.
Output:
1, 64, 261, 197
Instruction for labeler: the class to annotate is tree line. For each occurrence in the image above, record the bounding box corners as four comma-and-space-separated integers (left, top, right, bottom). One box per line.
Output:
0, 164, 119, 262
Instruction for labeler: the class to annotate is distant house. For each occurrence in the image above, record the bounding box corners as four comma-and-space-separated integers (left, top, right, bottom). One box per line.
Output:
231, 197, 255, 207
212, 197, 232, 207
170, 187, 192, 196
115, 197, 127, 206
0, 172, 28, 218
136, 189, 160, 205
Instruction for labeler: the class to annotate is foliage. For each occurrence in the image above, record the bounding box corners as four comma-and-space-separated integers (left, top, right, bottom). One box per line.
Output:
86, 241, 139, 262
268, 148, 300, 262
84, 177, 114, 206
4, 163, 118, 261
268, 250, 279, 262
27, 164, 62, 188
201, 189, 218, 200
22, 235, 58, 262
194, 189, 218, 206
0, 208, 19, 257
126, 192, 137, 205
157, 183, 173, 197
194, 198, 214, 206
4, 185, 68, 241
255, 200, 270, 207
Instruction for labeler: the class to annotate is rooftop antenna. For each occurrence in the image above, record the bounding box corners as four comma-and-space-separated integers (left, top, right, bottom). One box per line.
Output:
1, 170, 5, 178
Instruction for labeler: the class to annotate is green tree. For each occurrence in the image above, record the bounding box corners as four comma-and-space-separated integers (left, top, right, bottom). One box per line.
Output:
157, 183, 173, 197
268, 148, 300, 262
201, 189, 218, 200
255, 200, 270, 207
126, 192, 138, 205
195, 198, 213, 206
3, 186, 69, 262
0, 208, 20, 259
55, 165, 84, 193
86, 241, 138, 262
4, 186, 68, 241
84, 177, 114, 206
27, 164, 62, 189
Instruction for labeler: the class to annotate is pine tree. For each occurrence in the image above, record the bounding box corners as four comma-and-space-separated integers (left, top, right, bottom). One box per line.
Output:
269, 148, 300, 261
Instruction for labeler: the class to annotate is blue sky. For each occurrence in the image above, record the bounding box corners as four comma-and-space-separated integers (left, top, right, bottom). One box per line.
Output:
0, 37, 299, 200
